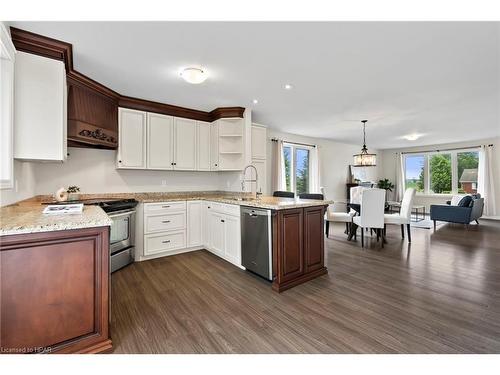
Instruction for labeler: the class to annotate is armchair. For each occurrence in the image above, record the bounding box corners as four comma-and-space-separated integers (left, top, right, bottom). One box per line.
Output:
430, 194, 484, 229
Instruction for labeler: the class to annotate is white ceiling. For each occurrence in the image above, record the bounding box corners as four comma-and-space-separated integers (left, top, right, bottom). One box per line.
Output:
8, 21, 500, 149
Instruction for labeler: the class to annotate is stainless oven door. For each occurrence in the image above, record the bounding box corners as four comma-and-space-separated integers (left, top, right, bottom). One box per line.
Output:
108, 210, 135, 255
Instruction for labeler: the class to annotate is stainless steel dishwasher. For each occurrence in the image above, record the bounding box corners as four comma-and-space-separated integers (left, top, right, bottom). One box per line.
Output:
241, 206, 273, 281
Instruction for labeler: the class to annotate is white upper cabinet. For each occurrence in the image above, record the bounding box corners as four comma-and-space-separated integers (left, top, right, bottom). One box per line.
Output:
251, 124, 267, 160
210, 122, 219, 171
116, 108, 247, 172
213, 118, 245, 171
174, 117, 197, 170
117, 108, 147, 169
147, 113, 173, 170
197, 121, 211, 171
14, 51, 67, 162
0, 23, 15, 188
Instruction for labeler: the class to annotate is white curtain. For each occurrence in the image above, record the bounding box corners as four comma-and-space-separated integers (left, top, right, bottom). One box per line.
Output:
310, 146, 321, 193
272, 139, 286, 192
395, 152, 405, 202
478, 145, 497, 217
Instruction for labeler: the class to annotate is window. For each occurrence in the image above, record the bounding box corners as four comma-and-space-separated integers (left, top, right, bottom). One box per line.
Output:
429, 153, 452, 194
403, 149, 480, 195
457, 151, 479, 194
404, 154, 425, 193
283, 143, 312, 194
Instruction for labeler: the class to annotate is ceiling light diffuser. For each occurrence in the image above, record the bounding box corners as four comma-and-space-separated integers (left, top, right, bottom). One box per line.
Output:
252, 99, 258, 104
284, 84, 293, 90
403, 134, 423, 141
180, 67, 208, 84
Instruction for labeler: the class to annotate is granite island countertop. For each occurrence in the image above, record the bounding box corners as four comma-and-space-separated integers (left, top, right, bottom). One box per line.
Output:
0, 200, 112, 236
1, 191, 332, 236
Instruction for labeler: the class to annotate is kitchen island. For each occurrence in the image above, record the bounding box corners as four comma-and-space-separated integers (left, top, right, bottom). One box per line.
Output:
0, 200, 112, 354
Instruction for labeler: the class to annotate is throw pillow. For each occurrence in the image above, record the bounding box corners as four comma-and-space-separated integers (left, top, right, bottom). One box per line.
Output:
458, 195, 473, 207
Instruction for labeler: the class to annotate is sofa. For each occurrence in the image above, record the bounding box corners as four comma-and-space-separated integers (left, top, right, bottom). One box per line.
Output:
430, 194, 484, 229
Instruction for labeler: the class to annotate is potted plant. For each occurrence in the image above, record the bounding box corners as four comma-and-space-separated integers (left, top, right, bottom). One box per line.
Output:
67, 185, 81, 201
377, 179, 394, 203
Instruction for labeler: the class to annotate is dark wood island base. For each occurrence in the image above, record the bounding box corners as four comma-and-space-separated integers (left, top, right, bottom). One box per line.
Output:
0, 226, 112, 354
272, 205, 328, 292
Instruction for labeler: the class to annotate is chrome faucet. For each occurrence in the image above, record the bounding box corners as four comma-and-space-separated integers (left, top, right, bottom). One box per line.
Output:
241, 164, 259, 198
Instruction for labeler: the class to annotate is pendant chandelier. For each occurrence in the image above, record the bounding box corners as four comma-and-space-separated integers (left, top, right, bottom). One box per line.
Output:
353, 120, 377, 167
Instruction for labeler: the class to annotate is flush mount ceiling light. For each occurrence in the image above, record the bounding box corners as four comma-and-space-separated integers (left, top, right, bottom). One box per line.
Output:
403, 133, 423, 141
252, 99, 259, 104
180, 67, 208, 84
353, 120, 377, 167
284, 84, 293, 90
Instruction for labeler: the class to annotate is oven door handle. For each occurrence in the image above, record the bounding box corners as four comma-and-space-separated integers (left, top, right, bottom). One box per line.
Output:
108, 210, 136, 219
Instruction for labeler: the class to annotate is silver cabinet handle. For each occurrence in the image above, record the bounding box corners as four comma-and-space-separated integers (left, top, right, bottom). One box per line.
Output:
162, 240, 171, 243
162, 220, 171, 223
162, 205, 170, 208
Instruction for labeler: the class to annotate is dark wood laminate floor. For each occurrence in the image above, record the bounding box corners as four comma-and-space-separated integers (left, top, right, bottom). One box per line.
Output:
110, 220, 500, 353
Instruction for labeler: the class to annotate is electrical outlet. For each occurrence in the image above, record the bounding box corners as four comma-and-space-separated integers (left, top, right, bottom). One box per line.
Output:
161, 180, 167, 187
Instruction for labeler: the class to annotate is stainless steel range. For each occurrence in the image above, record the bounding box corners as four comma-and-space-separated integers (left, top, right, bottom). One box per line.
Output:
92, 199, 138, 273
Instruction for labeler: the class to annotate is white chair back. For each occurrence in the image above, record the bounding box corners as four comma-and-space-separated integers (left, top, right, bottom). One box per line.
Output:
359, 188, 385, 229
400, 188, 416, 220
350, 186, 369, 204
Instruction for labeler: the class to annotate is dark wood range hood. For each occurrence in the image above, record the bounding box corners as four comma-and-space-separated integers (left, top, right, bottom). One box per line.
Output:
9, 27, 245, 150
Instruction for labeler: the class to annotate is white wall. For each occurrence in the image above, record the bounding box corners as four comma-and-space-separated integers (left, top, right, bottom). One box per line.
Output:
380, 137, 500, 216
31, 147, 241, 196
0, 160, 36, 206
222, 128, 382, 205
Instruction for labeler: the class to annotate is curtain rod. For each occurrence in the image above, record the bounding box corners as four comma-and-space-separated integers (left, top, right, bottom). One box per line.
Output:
399, 144, 492, 155
271, 138, 316, 148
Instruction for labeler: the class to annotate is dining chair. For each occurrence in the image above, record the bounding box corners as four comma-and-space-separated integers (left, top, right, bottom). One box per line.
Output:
326, 186, 368, 239
273, 191, 294, 198
352, 188, 386, 248
383, 188, 416, 242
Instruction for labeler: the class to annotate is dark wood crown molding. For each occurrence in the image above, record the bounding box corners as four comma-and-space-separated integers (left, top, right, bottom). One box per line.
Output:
10, 27, 245, 121
118, 96, 212, 122
10, 27, 74, 72
209, 107, 245, 121
67, 71, 120, 102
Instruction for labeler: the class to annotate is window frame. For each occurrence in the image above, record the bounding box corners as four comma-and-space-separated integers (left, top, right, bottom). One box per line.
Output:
403, 148, 480, 196
283, 142, 314, 194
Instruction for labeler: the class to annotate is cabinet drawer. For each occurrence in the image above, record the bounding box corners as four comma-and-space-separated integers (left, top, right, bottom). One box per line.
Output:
144, 201, 186, 214
224, 203, 240, 217
208, 201, 225, 213
145, 212, 186, 233
144, 231, 186, 255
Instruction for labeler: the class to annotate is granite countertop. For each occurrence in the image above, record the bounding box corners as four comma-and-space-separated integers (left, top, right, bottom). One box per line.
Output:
0, 199, 112, 236
1, 191, 332, 236
35, 191, 333, 209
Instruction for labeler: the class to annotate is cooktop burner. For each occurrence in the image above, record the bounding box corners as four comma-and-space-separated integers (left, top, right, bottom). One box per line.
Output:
43, 198, 138, 213
93, 199, 138, 213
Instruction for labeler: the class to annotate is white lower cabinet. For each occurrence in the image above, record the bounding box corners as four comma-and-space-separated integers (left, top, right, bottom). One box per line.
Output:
205, 202, 242, 267
141, 200, 242, 267
187, 201, 203, 247
224, 214, 241, 266
144, 231, 186, 256
209, 211, 225, 257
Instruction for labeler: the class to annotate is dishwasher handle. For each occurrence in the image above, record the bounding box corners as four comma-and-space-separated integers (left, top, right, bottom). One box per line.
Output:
241, 207, 271, 217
